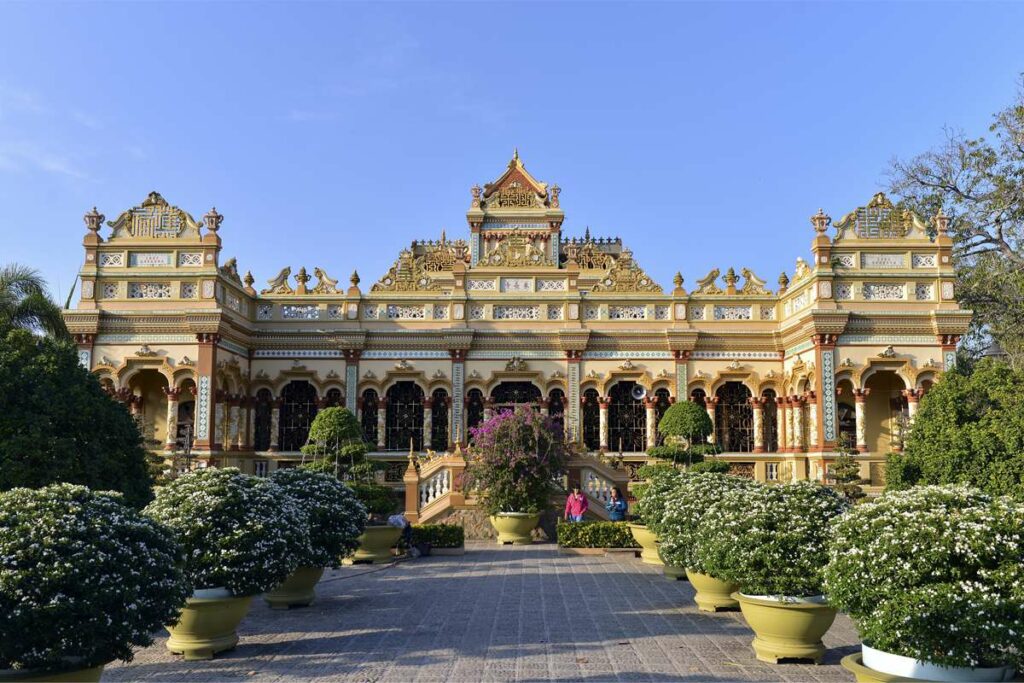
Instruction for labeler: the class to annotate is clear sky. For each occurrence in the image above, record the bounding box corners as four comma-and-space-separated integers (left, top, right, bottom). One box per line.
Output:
2, 2, 1022, 302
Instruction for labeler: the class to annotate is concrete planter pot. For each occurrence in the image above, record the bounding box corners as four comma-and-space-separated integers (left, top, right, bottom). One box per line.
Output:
264, 566, 325, 610
350, 525, 403, 563
685, 569, 739, 612
840, 645, 1018, 682
658, 546, 687, 580
627, 523, 661, 565
734, 593, 837, 664
489, 513, 541, 545
165, 588, 254, 661
0, 662, 106, 682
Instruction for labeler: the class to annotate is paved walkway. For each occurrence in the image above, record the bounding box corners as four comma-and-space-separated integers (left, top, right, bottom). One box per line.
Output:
108, 542, 860, 682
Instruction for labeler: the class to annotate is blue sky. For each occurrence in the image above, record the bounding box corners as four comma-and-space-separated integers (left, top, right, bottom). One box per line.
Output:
2, 2, 1022, 302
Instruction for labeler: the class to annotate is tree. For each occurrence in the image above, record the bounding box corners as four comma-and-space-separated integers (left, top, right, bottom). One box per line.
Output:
830, 437, 865, 504
0, 329, 153, 507
886, 359, 1024, 499
300, 407, 368, 474
0, 263, 68, 338
655, 400, 715, 467
889, 82, 1024, 364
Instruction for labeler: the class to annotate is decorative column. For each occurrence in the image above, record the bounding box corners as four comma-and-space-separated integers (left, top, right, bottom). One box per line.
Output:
643, 397, 657, 450
780, 397, 791, 452
813, 334, 840, 450
806, 392, 818, 450
192, 333, 220, 452
483, 397, 495, 422
422, 397, 433, 451
376, 401, 386, 450
449, 350, 466, 445
791, 395, 805, 452
73, 333, 95, 370
538, 398, 550, 417
213, 390, 227, 452
705, 396, 719, 444
342, 350, 361, 413
163, 387, 180, 451
598, 397, 611, 450
246, 397, 256, 449
750, 397, 764, 453
903, 389, 921, 422
566, 350, 582, 442
268, 398, 282, 452
853, 388, 870, 452
227, 396, 241, 452
672, 349, 691, 402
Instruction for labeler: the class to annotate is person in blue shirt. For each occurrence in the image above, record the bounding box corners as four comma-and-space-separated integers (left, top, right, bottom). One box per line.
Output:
606, 487, 627, 521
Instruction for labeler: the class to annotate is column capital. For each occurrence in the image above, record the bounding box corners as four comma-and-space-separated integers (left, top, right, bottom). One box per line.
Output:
642, 397, 657, 409
705, 396, 720, 407
812, 333, 839, 347
449, 349, 467, 362
163, 386, 182, 400
901, 388, 922, 402
565, 349, 583, 361
748, 396, 764, 408
343, 349, 362, 361
939, 334, 961, 347
423, 396, 434, 410
672, 349, 692, 361
73, 333, 96, 346
852, 388, 871, 402
598, 397, 612, 409
196, 332, 221, 345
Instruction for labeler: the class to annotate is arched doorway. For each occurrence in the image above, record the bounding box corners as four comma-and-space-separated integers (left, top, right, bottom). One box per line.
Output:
548, 388, 565, 439
608, 381, 645, 453
430, 388, 449, 450
360, 389, 379, 445
864, 371, 908, 453
466, 388, 485, 437
715, 382, 753, 452
280, 380, 318, 451
128, 369, 169, 449
385, 381, 424, 451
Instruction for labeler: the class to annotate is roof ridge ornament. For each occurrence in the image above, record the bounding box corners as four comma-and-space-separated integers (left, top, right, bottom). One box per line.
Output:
694, 268, 723, 295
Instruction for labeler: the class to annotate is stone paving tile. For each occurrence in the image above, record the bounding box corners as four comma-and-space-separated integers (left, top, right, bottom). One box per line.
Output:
107, 542, 860, 682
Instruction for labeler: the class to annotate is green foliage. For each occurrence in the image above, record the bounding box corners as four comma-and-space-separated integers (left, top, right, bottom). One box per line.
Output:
349, 481, 397, 517
0, 484, 189, 670
0, 329, 153, 508
269, 469, 367, 567
0, 263, 68, 338
411, 524, 465, 548
300, 407, 368, 471
694, 481, 848, 596
830, 441, 865, 503
887, 360, 1024, 499
658, 400, 713, 441
556, 521, 639, 548
824, 486, 1024, 669
631, 463, 685, 532
144, 468, 308, 596
688, 458, 731, 474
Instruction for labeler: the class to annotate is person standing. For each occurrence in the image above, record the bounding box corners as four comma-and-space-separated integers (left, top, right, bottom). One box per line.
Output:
606, 487, 627, 521
564, 486, 589, 522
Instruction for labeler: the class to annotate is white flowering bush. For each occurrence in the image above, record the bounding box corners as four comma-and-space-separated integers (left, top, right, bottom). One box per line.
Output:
269, 468, 367, 568
658, 472, 761, 572
144, 468, 308, 597
0, 484, 190, 671
632, 464, 685, 533
694, 481, 848, 596
823, 485, 1024, 669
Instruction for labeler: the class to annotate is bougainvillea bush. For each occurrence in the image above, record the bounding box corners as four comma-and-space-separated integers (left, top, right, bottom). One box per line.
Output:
144, 468, 309, 597
0, 484, 189, 671
823, 486, 1024, 669
465, 408, 569, 515
658, 472, 760, 573
269, 468, 366, 567
631, 464, 684, 532
693, 481, 848, 596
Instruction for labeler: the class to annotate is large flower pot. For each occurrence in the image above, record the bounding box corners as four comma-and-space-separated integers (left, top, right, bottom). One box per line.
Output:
658, 546, 687, 580
350, 525, 403, 563
165, 588, 254, 661
686, 569, 739, 612
734, 593, 837, 664
490, 513, 541, 545
840, 645, 1018, 682
264, 566, 325, 610
0, 663, 106, 682
627, 523, 661, 565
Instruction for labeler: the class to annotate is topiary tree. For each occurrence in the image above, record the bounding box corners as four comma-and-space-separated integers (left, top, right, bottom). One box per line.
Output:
830, 439, 865, 504
0, 329, 153, 508
887, 359, 1024, 499
655, 401, 716, 467
300, 407, 369, 473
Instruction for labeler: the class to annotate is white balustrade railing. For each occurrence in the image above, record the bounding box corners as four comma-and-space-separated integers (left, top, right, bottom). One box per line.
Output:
419, 468, 451, 507
581, 467, 615, 504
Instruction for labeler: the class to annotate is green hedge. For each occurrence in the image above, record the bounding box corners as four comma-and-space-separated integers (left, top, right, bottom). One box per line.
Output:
557, 521, 640, 548
411, 524, 465, 548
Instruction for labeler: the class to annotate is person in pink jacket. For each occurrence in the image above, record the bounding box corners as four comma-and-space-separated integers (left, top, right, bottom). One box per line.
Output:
564, 486, 589, 522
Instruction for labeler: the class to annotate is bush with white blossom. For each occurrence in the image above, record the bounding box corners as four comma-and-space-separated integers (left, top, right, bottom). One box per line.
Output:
269, 468, 367, 567
823, 485, 1024, 669
632, 464, 685, 533
694, 481, 849, 596
144, 468, 309, 597
657, 472, 761, 572
0, 484, 189, 671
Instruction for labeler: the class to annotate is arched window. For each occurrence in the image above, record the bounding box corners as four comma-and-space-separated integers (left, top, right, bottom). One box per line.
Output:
324, 388, 343, 407
654, 387, 672, 441
548, 388, 565, 439
430, 388, 449, 450
491, 381, 541, 412
361, 389, 379, 445
761, 389, 779, 453
253, 388, 272, 451
280, 381, 318, 451
609, 381, 645, 452
466, 389, 485, 435
837, 403, 856, 449
690, 388, 707, 407
385, 381, 424, 451
715, 382, 753, 452
582, 388, 600, 451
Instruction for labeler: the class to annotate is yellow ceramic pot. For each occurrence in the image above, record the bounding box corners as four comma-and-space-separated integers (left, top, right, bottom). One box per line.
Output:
490, 513, 541, 545
840, 653, 922, 682
734, 593, 837, 664
627, 523, 661, 565
350, 525, 403, 563
686, 569, 740, 612
165, 589, 254, 661
264, 566, 325, 610
0, 663, 106, 682
658, 546, 687, 580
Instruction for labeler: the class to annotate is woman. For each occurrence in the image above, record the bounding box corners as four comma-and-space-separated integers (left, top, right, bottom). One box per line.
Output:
564, 486, 589, 522
605, 487, 627, 522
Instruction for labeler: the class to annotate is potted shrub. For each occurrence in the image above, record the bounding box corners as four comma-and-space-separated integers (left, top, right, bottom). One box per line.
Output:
301, 407, 370, 475
0, 484, 189, 681
630, 464, 685, 573
655, 400, 715, 468
694, 481, 848, 663
658, 472, 760, 611
465, 408, 569, 545
825, 486, 1023, 682
346, 462, 403, 563
144, 468, 309, 660
263, 469, 367, 609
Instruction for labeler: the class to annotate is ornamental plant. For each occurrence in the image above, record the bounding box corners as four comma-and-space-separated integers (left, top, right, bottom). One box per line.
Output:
144, 468, 309, 597
556, 521, 639, 548
658, 472, 760, 572
693, 481, 849, 596
269, 469, 367, 567
658, 400, 713, 447
464, 407, 569, 516
0, 484, 190, 671
300, 407, 370, 474
823, 486, 1024, 669
631, 463, 685, 532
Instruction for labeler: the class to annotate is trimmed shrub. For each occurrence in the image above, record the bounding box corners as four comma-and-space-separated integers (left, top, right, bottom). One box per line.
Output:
631, 463, 685, 532
688, 458, 731, 474
556, 521, 640, 548
411, 524, 465, 548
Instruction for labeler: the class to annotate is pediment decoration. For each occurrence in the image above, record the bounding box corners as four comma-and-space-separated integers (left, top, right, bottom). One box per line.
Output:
372, 249, 441, 292
738, 269, 771, 296
420, 239, 469, 272
590, 249, 661, 293
219, 258, 243, 285
834, 192, 923, 239
311, 267, 341, 294
564, 239, 612, 270
694, 269, 723, 295
481, 229, 554, 268
480, 151, 550, 210
262, 267, 294, 295
107, 192, 201, 240
505, 357, 528, 372
135, 344, 158, 357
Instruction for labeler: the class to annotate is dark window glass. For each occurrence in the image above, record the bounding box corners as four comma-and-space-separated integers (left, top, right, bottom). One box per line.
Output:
280, 381, 318, 451
385, 381, 424, 451
253, 388, 273, 451
609, 381, 646, 453
582, 388, 600, 451
361, 389, 379, 445
430, 388, 449, 450
715, 381, 753, 453
762, 389, 779, 453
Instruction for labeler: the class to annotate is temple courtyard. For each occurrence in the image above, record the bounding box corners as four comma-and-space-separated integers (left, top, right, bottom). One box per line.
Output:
108, 543, 860, 682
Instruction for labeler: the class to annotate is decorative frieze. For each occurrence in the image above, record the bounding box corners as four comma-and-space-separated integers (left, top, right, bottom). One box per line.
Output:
363, 305, 380, 320
328, 305, 344, 319
493, 305, 540, 320
654, 305, 669, 320
467, 279, 496, 291
537, 279, 567, 292
362, 350, 449, 359
469, 304, 485, 320
100, 283, 119, 299
225, 292, 241, 312
180, 282, 197, 299
609, 305, 646, 320
178, 252, 203, 267
833, 254, 855, 268
911, 253, 937, 268
547, 304, 564, 320
583, 305, 599, 321
861, 253, 905, 269
386, 304, 426, 320
759, 305, 776, 320
786, 288, 812, 314
689, 305, 705, 320
129, 252, 173, 268
835, 283, 853, 300
252, 349, 343, 358
690, 351, 780, 360
500, 277, 532, 292
862, 283, 905, 301
98, 253, 125, 267
713, 305, 752, 321
128, 282, 172, 299
583, 350, 673, 359
432, 304, 449, 319
281, 304, 319, 320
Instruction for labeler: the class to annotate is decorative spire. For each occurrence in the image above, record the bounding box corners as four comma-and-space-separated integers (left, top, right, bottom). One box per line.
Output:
83, 206, 104, 233
778, 271, 790, 292
513, 147, 519, 161
673, 272, 683, 289
203, 207, 223, 233
350, 270, 360, 287
933, 207, 950, 236
243, 270, 254, 289
294, 266, 310, 295
810, 208, 831, 234
724, 267, 738, 294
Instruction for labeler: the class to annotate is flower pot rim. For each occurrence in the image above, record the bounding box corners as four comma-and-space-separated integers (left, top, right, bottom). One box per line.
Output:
491, 512, 541, 518
736, 592, 828, 605
733, 592, 832, 609
626, 522, 648, 529
862, 644, 1017, 682
192, 587, 233, 599
0, 660, 109, 681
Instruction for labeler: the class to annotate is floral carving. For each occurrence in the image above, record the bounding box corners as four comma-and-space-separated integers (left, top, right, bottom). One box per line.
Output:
738, 269, 771, 296
262, 267, 294, 295
482, 230, 553, 268
373, 249, 440, 292
590, 249, 661, 293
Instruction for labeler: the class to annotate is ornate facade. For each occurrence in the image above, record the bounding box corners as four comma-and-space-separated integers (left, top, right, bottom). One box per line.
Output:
64, 154, 970, 504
